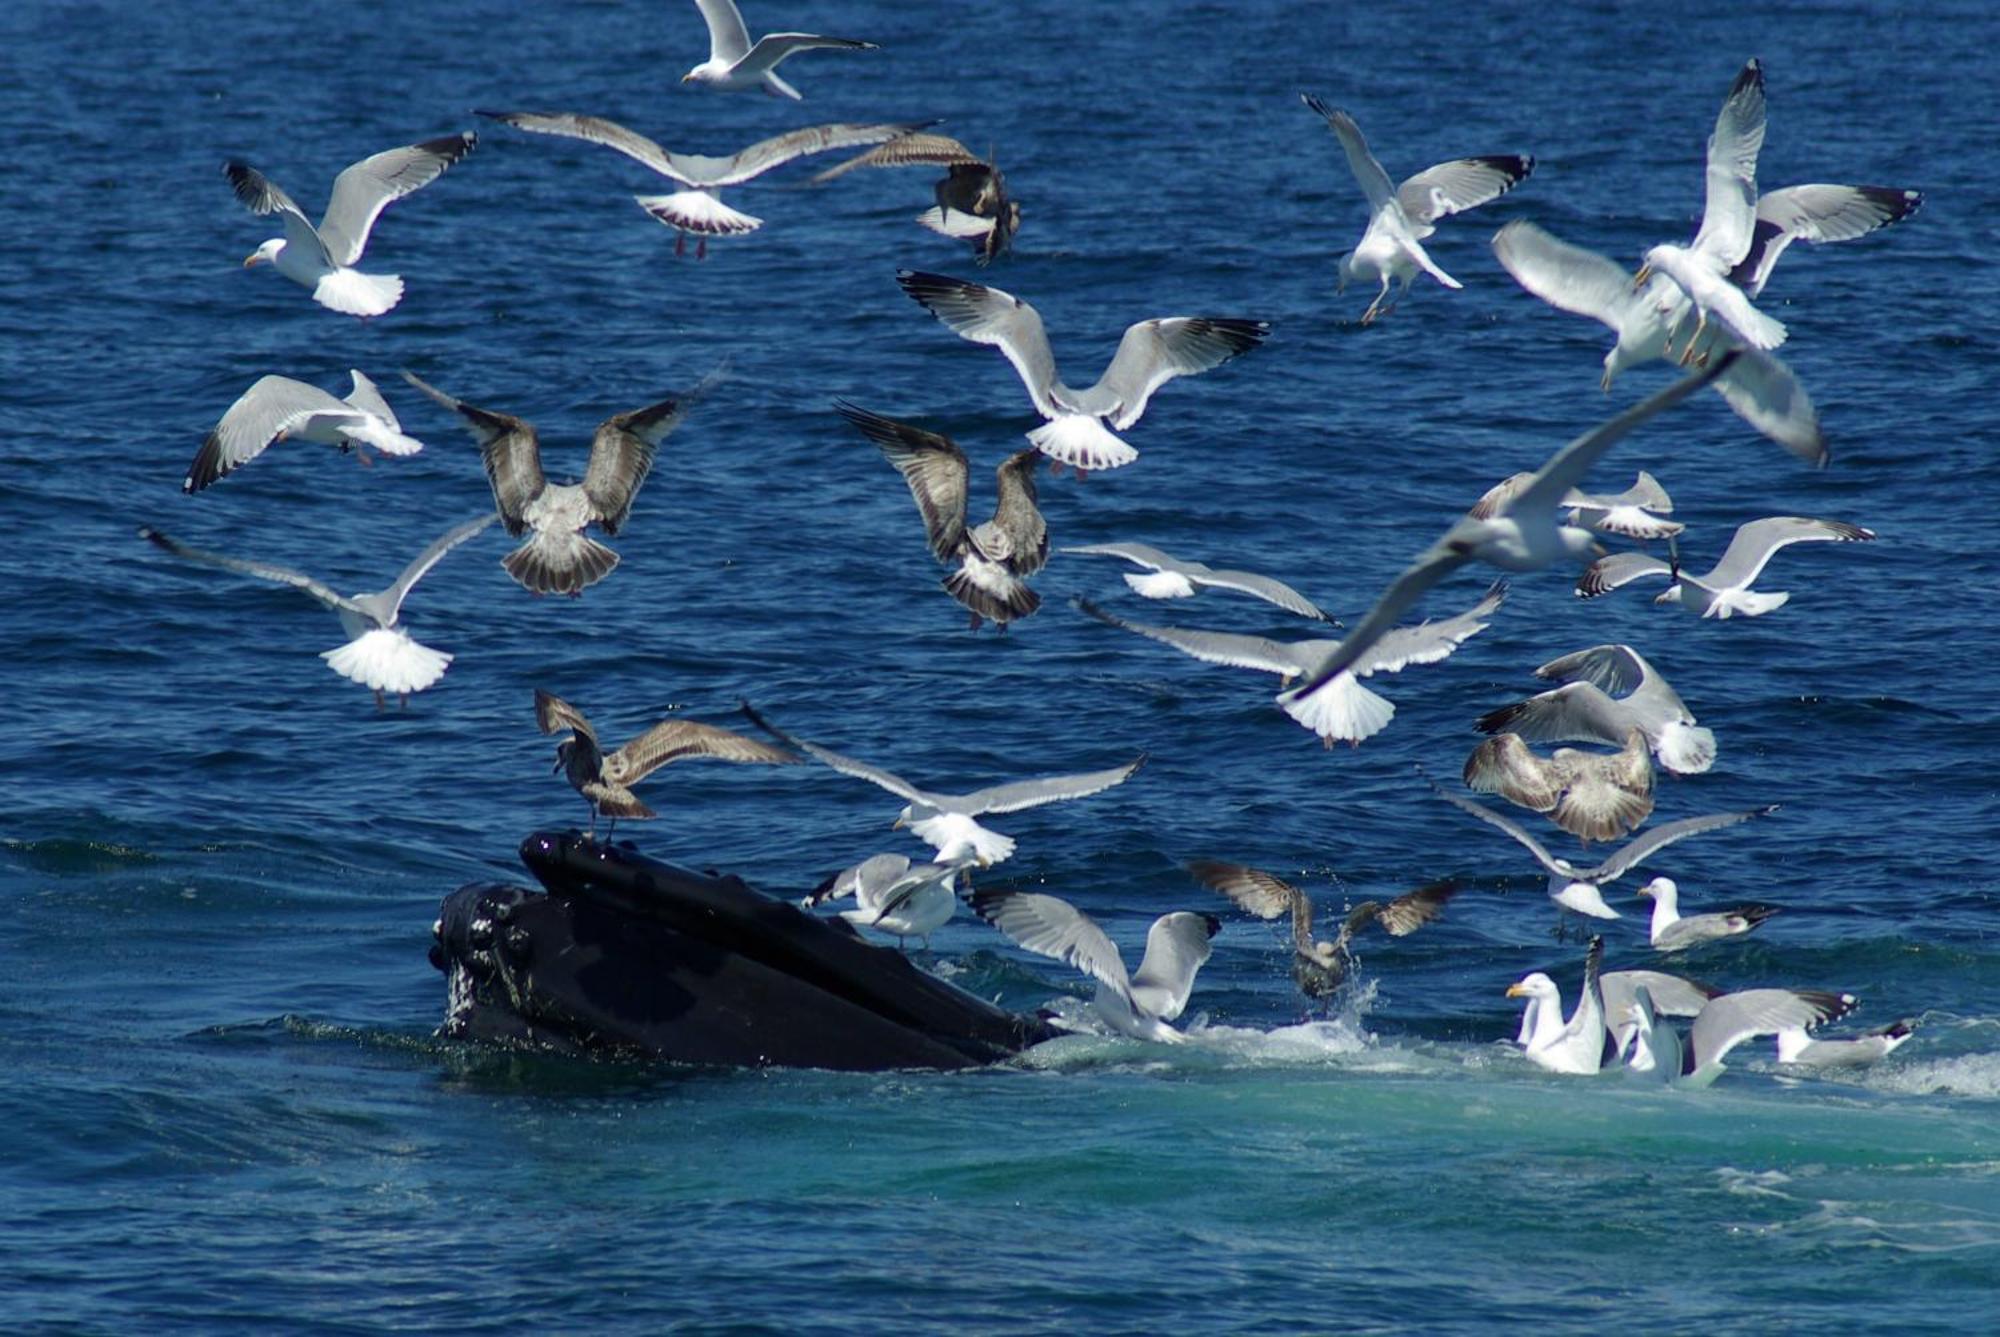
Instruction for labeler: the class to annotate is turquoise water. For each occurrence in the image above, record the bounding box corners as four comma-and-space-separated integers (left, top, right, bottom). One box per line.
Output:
4, 0, 1997, 1329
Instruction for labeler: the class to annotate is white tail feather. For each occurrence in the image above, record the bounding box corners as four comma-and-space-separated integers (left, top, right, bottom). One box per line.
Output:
1028, 415, 1138, 471
1278, 672, 1396, 744
312, 269, 404, 318
321, 628, 452, 694
1123, 570, 1196, 599
634, 191, 762, 236
1655, 721, 1717, 775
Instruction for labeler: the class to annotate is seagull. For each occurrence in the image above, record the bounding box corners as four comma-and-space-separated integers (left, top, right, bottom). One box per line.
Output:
1727, 184, 1924, 299
1433, 785, 1775, 925
185, 371, 422, 494
1286, 360, 1728, 701
1636, 877, 1779, 952
969, 885, 1219, 1044
834, 401, 1048, 631
812, 133, 1021, 264
1474, 643, 1717, 776
1079, 581, 1503, 747
1578, 516, 1875, 618
535, 689, 799, 839
1189, 860, 1460, 1003
1564, 472, 1684, 541
479, 111, 928, 256
801, 841, 981, 950
1301, 94, 1532, 322
1599, 969, 1722, 1060
1462, 728, 1654, 843
1063, 541, 1330, 619
139, 516, 492, 707
227, 132, 476, 318
1775, 1018, 1915, 1068
1626, 982, 1856, 1088
897, 269, 1270, 474
401, 365, 723, 596
1507, 936, 1607, 1074
682, 0, 875, 100
740, 702, 1145, 866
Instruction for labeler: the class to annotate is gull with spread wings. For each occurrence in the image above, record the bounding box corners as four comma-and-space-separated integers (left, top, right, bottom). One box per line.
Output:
681, 0, 875, 100
184, 371, 422, 494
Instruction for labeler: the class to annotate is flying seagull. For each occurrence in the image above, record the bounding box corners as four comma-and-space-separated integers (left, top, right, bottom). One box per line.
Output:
1461, 728, 1654, 842
535, 689, 798, 839
1474, 470, 1685, 541
139, 516, 493, 707
682, 0, 875, 100
1636, 876, 1780, 952
1578, 515, 1875, 618
1301, 93, 1533, 323
1727, 184, 1924, 300
401, 365, 723, 596
185, 371, 422, 494
1063, 541, 1330, 619
227, 131, 476, 318
1474, 642, 1717, 776
812, 133, 1021, 264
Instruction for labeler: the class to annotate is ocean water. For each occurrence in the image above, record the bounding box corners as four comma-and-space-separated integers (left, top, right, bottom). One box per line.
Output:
4, 0, 1998, 1329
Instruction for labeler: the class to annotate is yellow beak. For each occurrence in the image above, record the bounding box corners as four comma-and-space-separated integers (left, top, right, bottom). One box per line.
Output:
1505, 983, 1529, 998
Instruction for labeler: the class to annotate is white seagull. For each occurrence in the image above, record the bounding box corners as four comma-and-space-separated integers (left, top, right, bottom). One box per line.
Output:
1626, 982, 1856, 1088
1300, 94, 1533, 323
1578, 515, 1875, 618
1636, 876, 1780, 952
402, 366, 722, 596
1064, 541, 1330, 619
1775, 1018, 1915, 1068
682, 0, 875, 100
185, 371, 422, 494
1507, 936, 1607, 1074
1509, 942, 1724, 1071
1474, 643, 1717, 776
740, 703, 1145, 866
835, 401, 1048, 631
480, 110, 928, 256
970, 885, 1219, 1044
897, 269, 1270, 474
228, 132, 477, 318
1727, 183, 1924, 299
1461, 727, 1655, 842
1600, 969, 1723, 1060
139, 516, 492, 706
802, 841, 981, 950
1080, 581, 1504, 747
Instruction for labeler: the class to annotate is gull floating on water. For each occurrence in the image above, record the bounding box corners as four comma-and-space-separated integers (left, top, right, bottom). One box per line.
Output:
536, 689, 799, 839
813, 133, 1020, 264
1637, 876, 1779, 953
682, 0, 875, 100
1626, 981, 1855, 1088
741, 702, 1145, 866
402, 365, 723, 596
897, 269, 1270, 474
1434, 785, 1775, 925
1578, 515, 1875, 618
1287, 359, 1727, 701
1475, 643, 1717, 776
228, 132, 476, 318
1775, 1017, 1915, 1068
1462, 728, 1654, 842
139, 516, 492, 706
1300, 94, 1533, 323
801, 841, 981, 950
480, 110, 927, 256
970, 885, 1218, 1044
1064, 541, 1330, 619
1508, 936, 1607, 1074
835, 401, 1047, 630
185, 371, 421, 494
1190, 860, 1460, 1003
1081, 581, 1503, 747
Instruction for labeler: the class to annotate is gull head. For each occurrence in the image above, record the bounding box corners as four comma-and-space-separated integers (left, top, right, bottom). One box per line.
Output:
681, 61, 720, 86
1506, 972, 1557, 1001
1651, 584, 1686, 606
1635, 876, 1676, 903
244, 238, 284, 268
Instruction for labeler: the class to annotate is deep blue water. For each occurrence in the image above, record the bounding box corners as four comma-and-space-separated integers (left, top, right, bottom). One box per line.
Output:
4, 0, 1998, 1330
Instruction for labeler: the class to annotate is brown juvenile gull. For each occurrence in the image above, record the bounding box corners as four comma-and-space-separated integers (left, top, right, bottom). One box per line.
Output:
813, 133, 1021, 264
139, 515, 493, 707
479, 110, 926, 256
1189, 860, 1460, 1003
1063, 541, 1330, 620
1636, 876, 1779, 952
185, 371, 422, 494
835, 400, 1047, 631
536, 689, 798, 839
227, 131, 476, 318
1577, 515, 1874, 618
1475, 643, 1716, 776
401, 365, 723, 596
1462, 727, 1654, 842
682, 0, 875, 101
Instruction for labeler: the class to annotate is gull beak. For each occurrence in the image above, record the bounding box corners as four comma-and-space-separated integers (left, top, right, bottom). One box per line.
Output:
242, 252, 265, 268
1599, 367, 1614, 393
1631, 264, 1653, 289
891, 815, 907, 829
1505, 982, 1529, 998
680, 72, 695, 83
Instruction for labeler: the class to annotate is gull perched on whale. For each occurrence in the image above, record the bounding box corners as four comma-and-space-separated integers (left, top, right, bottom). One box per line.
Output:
836, 401, 1047, 630
1462, 727, 1654, 842
1626, 982, 1855, 1088
402, 365, 723, 596
1300, 93, 1533, 323
802, 842, 980, 950
139, 516, 492, 706
741, 703, 1145, 866
1636, 876, 1779, 952
1286, 359, 1728, 702
1434, 785, 1774, 924
536, 689, 798, 839
1475, 643, 1717, 775
480, 110, 928, 256
970, 885, 1219, 1044
227, 132, 476, 318
682, 0, 875, 100
1064, 541, 1330, 619
897, 270, 1270, 474
184, 371, 422, 493
1578, 515, 1875, 618
1078, 581, 1504, 747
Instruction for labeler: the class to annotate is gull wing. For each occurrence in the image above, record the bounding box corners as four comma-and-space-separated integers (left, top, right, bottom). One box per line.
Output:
317, 132, 477, 266
1475, 681, 1628, 749
1689, 988, 1855, 1075
1576, 551, 1673, 598
478, 110, 691, 185
739, 702, 932, 806
605, 718, 800, 786
1689, 59, 1766, 270
1357, 580, 1505, 676
836, 401, 969, 562
1469, 472, 1534, 521
1730, 184, 1924, 298
1602, 969, 1720, 1023
1702, 516, 1874, 590
401, 372, 545, 536
224, 162, 332, 267
372, 513, 496, 623
586, 394, 690, 535
1432, 786, 1569, 879
714, 121, 934, 188
1302, 96, 1395, 213
1396, 154, 1534, 225
1588, 806, 1777, 881
1076, 598, 1322, 679
953, 754, 1147, 817
991, 448, 1048, 577
1181, 562, 1326, 619
1064, 541, 1175, 573
810, 132, 982, 182
1285, 539, 1468, 697
693, 0, 753, 62
1535, 643, 1650, 697
187, 375, 366, 493
1711, 344, 1826, 467
534, 689, 598, 747
1464, 733, 1560, 812
1364, 879, 1463, 937
1092, 316, 1271, 430
1510, 353, 1733, 515
897, 270, 1063, 419
1492, 220, 1647, 333
1189, 860, 1315, 953
139, 526, 354, 616
1129, 911, 1219, 1021
970, 886, 1131, 1000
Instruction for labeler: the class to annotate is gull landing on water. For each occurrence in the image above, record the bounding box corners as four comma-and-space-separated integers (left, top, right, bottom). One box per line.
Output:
227, 132, 476, 318
185, 371, 422, 494
139, 516, 493, 708
682, 0, 875, 100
